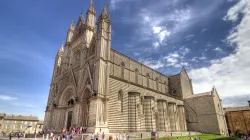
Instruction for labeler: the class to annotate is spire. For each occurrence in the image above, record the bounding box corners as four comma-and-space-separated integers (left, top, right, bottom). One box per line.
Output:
76, 13, 85, 27
69, 20, 75, 31
57, 42, 65, 56
99, 4, 110, 22
87, 0, 96, 15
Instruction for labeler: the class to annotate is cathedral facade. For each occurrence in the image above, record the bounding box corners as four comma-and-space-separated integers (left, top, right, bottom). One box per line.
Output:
43, 1, 226, 135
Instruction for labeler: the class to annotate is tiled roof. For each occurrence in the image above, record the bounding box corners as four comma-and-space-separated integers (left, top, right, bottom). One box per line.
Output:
4, 115, 39, 121
38, 120, 44, 124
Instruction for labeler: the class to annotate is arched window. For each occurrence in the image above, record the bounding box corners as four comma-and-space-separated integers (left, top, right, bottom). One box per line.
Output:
118, 90, 123, 112
146, 73, 150, 88
155, 78, 159, 91
121, 62, 125, 79
135, 68, 139, 84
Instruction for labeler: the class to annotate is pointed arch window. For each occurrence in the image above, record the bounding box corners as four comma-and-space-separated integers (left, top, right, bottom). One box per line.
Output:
155, 78, 159, 91
135, 68, 139, 84
121, 62, 125, 79
146, 73, 150, 88
118, 89, 123, 112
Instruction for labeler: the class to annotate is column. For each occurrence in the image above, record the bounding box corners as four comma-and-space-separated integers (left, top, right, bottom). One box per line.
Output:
176, 105, 183, 131
164, 101, 170, 132
180, 105, 187, 131
157, 99, 166, 131
73, 102, 83, 127
168, 102, 176, 131
128, 92, 140, 132
143, 96, 155, 132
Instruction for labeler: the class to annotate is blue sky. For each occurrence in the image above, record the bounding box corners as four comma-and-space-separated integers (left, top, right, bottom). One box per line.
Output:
0, 0, 250, 120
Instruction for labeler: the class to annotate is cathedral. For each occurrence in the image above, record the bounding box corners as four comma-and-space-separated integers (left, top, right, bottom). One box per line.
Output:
44, 1, 228, 136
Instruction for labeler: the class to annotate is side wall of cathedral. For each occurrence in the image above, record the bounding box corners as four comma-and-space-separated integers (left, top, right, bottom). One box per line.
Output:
107, 50, 187, 132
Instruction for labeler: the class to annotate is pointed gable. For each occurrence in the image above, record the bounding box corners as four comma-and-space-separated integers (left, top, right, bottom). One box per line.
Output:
180, 67, 191, 80
76, 13, 85, 28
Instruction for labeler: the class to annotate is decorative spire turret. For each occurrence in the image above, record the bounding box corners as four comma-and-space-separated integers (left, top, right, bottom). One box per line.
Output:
87, 0, 96, 15
99, 4, 110, 22
57, 42, 65, 56
76, 13, 85, 28
66, 21, 75, 43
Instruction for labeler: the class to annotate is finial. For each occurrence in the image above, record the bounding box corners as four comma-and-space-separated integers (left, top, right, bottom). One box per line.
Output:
90, 0, 93, 4
81, 8, 83, 14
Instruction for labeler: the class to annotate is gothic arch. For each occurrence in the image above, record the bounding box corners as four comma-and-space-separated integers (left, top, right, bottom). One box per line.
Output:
58, 85, 77, 106
82, 85, 93, 101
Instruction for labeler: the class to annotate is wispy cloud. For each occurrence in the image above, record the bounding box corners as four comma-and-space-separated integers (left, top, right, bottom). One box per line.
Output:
189, 0, 250, 97
0, 95, 18, 101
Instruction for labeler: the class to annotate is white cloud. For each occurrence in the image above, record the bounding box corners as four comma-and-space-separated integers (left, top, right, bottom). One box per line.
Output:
0, 95, 18, 101
201, 29, 208, 33
179, 46, 190, 55
185, 34, 195, 40
189, 0, 250, 98
214, 47, 223, 52
199, 56, 206, 60
152, 26, 162, 34
153, 42, 160, 49
139, 58, 164, 69
136, 6, 191, 49
223, 0, 249, 22
133, 52, 140, 56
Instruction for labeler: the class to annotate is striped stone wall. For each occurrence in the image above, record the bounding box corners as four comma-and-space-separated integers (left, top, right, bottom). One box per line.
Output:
107, 77, 185, 133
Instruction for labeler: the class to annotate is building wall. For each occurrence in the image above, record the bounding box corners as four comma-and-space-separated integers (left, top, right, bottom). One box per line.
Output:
109, 50, 171, 97
184, 93, 227, 135
1, 120, 38, 133
212, 90, 228, 136
225, 110, 250, 135
179, 70, 193, 99
107, 77, 186, 133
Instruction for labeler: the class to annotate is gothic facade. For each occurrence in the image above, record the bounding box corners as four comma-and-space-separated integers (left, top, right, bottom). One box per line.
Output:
43, 1, 226, 135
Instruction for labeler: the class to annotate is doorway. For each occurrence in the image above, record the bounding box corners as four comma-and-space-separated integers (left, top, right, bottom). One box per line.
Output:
67, 111, 73, 129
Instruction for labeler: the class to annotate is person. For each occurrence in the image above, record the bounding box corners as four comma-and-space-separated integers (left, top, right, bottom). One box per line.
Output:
70, 134, 73, 140
109, 135, 113, 140
119, 133, 122, 140
17, 132, 21, 139
176, 137, 179, 140
102, 132, 105, 140
123, 132, 126, 140
97, 129, 102, 140
194, 136, 198, 140
9, 133, 12, 140
91, 133, 95, 140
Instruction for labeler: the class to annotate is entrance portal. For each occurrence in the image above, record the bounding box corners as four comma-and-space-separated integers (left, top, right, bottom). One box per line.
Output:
67, 111, 73, 129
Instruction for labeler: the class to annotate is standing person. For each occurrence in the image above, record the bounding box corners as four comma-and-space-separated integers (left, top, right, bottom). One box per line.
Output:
123, 132, 126, 140
9, 133, 12, 140
91, 133, 95, 140
102, 131, 105, 140
119, 133, 122, 140
176, 137, 179, 140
